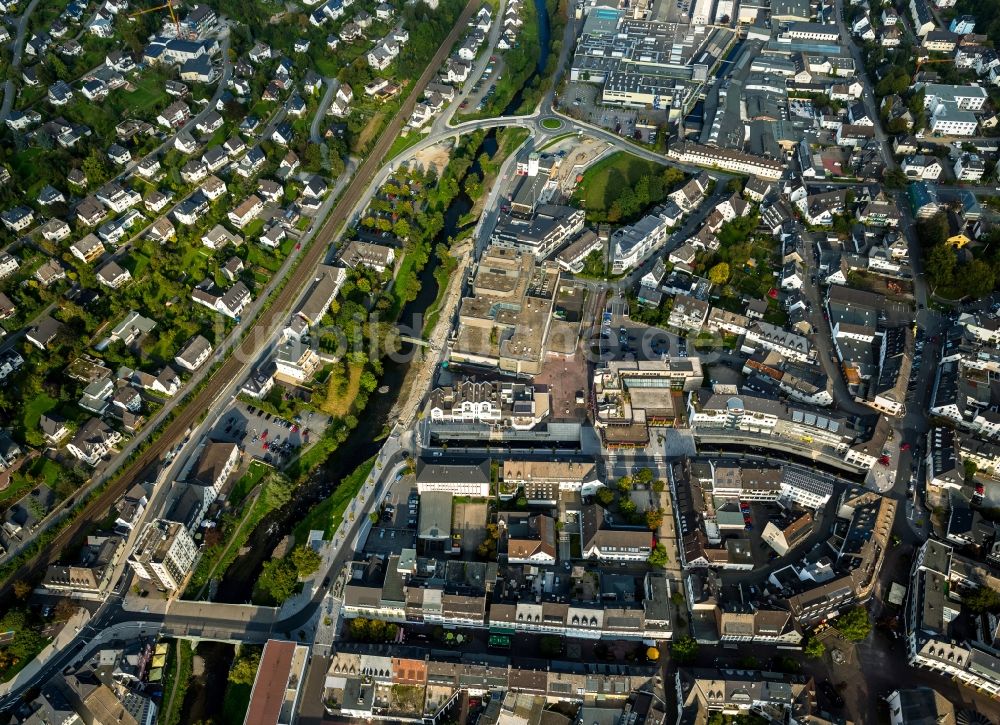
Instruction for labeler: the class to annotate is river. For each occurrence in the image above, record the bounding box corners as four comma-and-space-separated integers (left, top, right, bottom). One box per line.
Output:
212, 2, 545, 603
214, 157, 485, 602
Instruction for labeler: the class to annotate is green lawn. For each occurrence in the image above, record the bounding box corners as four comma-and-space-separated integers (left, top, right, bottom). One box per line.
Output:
541, 118, 563, 130
122, 75, 171, 116
387, 132, 424, 161
229, 461, 267, 507
293, 457, 376, 543
571, 151, 669, 215
246, 244, 282, 273
128, 251, 152, 279
22, 394, 57, 436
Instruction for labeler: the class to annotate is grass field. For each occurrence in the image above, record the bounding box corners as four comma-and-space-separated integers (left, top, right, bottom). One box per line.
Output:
128, 251, 152, 279
229, 461, 268, 507
387, 131, 424, 161
354, 111, 387, 153
541, 118, 563, 129
122, 75, 171, 116
159, 640, 193, 725
293, 457, 376, 543
571, 151, 665, 215
319, 363, 363, 418
22, 394, 57, 437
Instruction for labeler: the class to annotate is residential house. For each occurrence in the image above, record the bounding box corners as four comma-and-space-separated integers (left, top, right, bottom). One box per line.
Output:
96, 260, 132, 289
66, 418, 122, 466
175, 335, 213, 371
26, 316, 63, 350
0, 252, 17, 279
228, 195, 264, 229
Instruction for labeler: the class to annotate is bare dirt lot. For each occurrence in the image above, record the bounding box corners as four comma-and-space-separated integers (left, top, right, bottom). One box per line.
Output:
408, 142, 452, 175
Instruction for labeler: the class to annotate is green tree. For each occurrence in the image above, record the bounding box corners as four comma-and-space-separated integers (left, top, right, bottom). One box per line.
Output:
263, 474, 293, 510
883, 169, 907, 189
229, 651, 261, 685
804, 637, 826, 658
835, 606, 872, 641
257, 558, 299, 603
964, 259, 995, 298
616, 476, 633, 494
964, 585, 1000, 613
652, 480, 665, 494
671, 635, 699, 664
635, 468, 654, 484
965, 460, 979, 482
290, 545, 322, 578
925, 244, 956, 290
82, 151, 109, 189
648, 543, 669, 568
646, 508, 664, 530
918, 213, 950, 249
619, 499, 637, 516
708, 262, 731, 286
595, 487, 614, 506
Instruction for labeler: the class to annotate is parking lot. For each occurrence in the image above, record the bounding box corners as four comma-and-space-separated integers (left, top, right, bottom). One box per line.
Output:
592, 296, 687, 362
206, 400, 331, 467
459, 55, 504, 113
561, 81, 666, 140
362, 471, 419, 553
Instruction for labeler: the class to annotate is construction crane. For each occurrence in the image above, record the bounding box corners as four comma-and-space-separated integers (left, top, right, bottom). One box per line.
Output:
130, 0, 182, 38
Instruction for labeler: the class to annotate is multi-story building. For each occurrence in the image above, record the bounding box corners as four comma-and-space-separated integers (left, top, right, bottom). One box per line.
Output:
593, 358, 703, 447
667, 143, 784, 179
274, 337, 320, 382
490, 205, 584, 260
416, 457, 491, 496
687, 390, 881, 472
128, 519, 197, 592
906, 539, 1000, 697
609, 209, 675, 274
580, 504, 653, 561
450, 248, 560, 376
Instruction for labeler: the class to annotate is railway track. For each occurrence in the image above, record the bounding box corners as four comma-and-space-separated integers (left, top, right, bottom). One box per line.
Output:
0, 0, 481, 594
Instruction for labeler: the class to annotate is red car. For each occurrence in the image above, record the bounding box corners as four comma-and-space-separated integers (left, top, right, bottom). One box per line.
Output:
878, 455, 890, 466
295, 242, 302, 250
261, 429, 268, 440
976, 484, 985, 495
291, 424, 298, 433
901, 442, 911, 451
262, 442, 269, 450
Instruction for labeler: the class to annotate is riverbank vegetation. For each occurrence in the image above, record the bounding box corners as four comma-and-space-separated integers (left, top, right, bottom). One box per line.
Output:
159, 640, 193, 725
293, 457, 377, 545
183, 472, 294, 599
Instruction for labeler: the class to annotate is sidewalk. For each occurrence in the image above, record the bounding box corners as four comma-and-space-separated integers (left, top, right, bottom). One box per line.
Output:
275, 446, 406, 622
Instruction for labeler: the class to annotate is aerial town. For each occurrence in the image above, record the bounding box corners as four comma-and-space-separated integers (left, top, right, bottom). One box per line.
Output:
0, 0, 996, 722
